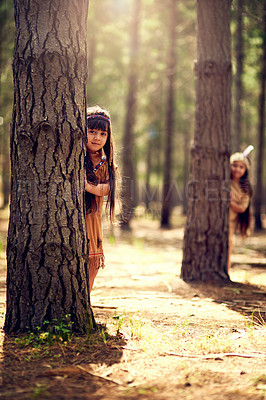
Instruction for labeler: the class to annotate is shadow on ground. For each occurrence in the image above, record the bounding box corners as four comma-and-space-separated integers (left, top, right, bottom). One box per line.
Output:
1, 328, 129, 400
183, 280, 266, 325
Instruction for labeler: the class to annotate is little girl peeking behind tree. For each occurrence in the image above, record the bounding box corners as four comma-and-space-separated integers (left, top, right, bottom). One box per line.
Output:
85, 106, 117, 293
228, 145, 254, 273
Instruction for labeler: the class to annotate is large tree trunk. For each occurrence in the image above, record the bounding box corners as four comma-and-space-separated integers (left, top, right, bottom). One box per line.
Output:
181, 0, 231, 282
121, 0, 141, 230
5, 0, 93, 333
161, 0, 177, 228
232, 0, 244, 152
254, 0, 266, 231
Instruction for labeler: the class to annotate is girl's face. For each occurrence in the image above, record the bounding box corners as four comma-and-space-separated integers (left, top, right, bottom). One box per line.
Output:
231, 160, 246, 180
87, 129, 108, 153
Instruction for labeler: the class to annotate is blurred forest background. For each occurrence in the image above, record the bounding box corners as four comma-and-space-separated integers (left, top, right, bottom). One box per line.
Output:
0, 0, 265, 230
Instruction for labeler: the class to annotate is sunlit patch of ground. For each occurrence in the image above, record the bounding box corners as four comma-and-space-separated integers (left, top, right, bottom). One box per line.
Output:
0, 209, 266, 399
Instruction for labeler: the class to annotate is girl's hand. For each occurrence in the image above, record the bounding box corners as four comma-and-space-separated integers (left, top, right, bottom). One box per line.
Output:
230, 191, 237, 202
230, 196, 247, 214
85, 180, 110, 197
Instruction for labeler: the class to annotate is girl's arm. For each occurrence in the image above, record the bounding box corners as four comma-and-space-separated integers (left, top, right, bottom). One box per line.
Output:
230, 191, 249, 214
230, 200, 247, 214
85, 180, 110, 197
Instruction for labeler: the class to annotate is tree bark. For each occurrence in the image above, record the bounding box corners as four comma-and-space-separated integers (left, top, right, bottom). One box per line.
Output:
121, 0, 141, 230
5, 0, 93, 333
254, 0, 266, 231
181, 0, 231, 282
161, 0, 177, 228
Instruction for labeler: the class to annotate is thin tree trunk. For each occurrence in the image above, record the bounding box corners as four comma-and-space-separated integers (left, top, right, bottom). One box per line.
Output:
88, 37, 96, 85
0, 4, 11, 208
121, 0, 141, 230
182, 134, 190, 215
254, 0, 266, 231
181, 0, 231, 282
233, 0, 244, 152
145, 137, 152, 210
161, 0, 177, 228
5, 0, 93, 333
2, 152, 10, 207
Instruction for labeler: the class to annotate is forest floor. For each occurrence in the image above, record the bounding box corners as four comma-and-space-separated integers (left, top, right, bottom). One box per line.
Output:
0, 207, 266, 399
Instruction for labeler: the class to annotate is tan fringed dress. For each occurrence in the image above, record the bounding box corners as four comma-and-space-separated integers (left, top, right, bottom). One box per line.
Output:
229, 180, 250, 246
86, 152, 109, 272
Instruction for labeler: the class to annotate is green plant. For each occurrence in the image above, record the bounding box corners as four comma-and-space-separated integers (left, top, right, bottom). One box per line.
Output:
130, 314, 146, 339
172, 315, 195, 333
112, 312, 126, 334
137, 385, 159, 395
100, 329, 109, 344
15, 315, 73, 348
108, 233, 115, 244
49, 315, 73, 342
193, 332, 232, 354
249, 309, 265, 328
85, 307, 97, 340
31, 384, 50, 399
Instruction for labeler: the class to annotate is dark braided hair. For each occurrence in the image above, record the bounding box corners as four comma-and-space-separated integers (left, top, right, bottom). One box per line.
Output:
231, 168, 253, 237
85, 106, 116, 223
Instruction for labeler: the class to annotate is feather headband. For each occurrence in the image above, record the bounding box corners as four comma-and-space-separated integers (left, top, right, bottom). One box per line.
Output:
230, 145, 254, 169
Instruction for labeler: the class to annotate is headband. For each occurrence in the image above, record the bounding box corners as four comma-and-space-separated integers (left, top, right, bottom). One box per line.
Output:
230, 145, 254, 169
87, 114, 110, 123
87, 113, 113, 166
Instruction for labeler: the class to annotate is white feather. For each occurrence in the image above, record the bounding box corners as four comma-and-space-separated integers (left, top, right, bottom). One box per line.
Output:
242, 145, 254, 157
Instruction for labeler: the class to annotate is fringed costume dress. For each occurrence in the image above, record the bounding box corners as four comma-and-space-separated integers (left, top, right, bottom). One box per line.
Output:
229, 181, 250, 247
86, 152, 109, 273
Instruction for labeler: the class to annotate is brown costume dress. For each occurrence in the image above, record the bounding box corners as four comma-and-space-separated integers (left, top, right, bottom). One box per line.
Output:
229, 180, 250, 246
86, 152, 109, 272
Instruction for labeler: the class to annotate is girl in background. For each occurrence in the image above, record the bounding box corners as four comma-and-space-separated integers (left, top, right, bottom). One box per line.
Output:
228, 145, 254, 273
85, 106, 117, 292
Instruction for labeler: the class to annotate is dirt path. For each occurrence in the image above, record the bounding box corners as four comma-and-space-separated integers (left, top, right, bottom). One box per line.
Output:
1, 215, 266, 399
